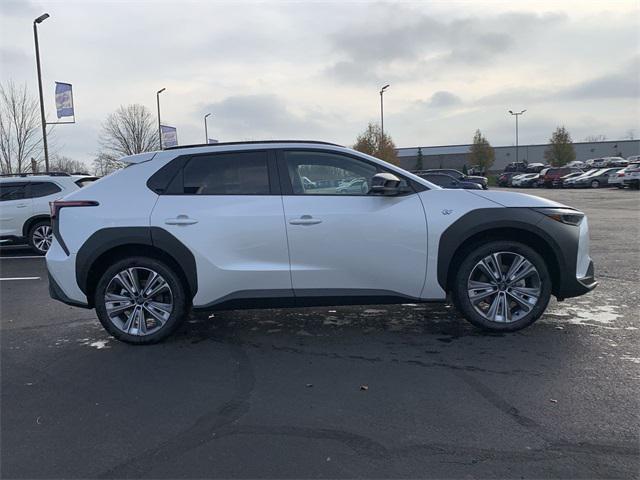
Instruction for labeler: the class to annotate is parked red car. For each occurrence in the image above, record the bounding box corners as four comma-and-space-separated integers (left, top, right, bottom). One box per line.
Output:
541, 167, 582, 188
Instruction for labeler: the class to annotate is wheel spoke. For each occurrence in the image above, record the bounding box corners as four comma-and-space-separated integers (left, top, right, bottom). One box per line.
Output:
116, 272, 137, 297
121, 307, 137, 333
507, 260, 536, 285
144, 274, 169, 298
467, 280, 498, 303
136, 307, 147, 335
143, 303, 168, 326
505, 255, 525, 282
146, 301, 172, 319
507, 286, 539, 311
478, 258, 501, 282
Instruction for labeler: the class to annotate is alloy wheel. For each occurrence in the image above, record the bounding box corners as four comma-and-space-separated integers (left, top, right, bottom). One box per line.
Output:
32, 225, 53, 253
104, 267, 173, 336
466, 251, 542, 323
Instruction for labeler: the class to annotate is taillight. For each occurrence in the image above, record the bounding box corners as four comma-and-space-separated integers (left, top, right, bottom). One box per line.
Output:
50, 200, 99, 219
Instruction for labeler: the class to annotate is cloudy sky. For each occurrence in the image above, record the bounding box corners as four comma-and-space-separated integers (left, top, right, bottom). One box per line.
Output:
1, 0, 639, 165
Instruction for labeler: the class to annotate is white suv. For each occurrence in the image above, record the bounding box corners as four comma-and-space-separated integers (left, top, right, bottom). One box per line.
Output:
0, 173, 97, 254
46, 141, 597, 344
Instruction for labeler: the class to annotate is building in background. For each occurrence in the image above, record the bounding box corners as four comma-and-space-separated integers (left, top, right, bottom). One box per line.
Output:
396, 139, 640, 172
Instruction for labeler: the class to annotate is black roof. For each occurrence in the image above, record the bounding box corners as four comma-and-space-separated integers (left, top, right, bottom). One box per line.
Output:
164, 140, 343, 151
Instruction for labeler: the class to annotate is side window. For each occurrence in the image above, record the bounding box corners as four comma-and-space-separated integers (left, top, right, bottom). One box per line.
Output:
29, 182, 62, 198
0, 182, 27, 201
283, 151, 380, 195
182, 151, 270, 195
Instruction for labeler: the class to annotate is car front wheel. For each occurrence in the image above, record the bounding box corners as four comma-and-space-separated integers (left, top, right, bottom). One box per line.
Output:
94, 257, 189, 344
28, 220, 53, 254
452, 241, 552, 332
591, 180, 600, 188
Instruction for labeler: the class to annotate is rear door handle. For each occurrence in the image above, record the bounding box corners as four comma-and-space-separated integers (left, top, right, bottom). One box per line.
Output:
165, 215, 198, 226
289, 215, 322, 226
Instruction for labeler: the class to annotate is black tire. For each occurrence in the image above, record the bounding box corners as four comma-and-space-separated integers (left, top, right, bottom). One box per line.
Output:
94, 256, 189, 344
591, 180, 600, 188
452, 241, 552, 332
28, 219, 52, 255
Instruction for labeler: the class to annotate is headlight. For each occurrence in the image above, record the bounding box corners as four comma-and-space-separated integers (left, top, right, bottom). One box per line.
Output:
535, 207, 584, 226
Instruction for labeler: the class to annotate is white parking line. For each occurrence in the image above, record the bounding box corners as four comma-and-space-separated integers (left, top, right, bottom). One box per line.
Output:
0, 256, 44, 260
0, 277, 41, 281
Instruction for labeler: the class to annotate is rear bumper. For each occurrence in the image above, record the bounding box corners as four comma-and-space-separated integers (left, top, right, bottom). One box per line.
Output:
48, 271, 90, 309
46, 240, 90, 307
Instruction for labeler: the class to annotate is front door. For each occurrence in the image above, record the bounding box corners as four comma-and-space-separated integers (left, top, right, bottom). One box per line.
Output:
278, 150, 428, 300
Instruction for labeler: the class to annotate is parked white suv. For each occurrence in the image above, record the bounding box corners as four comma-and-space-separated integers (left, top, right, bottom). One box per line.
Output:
46, 141, 597, 344
0, 173, 97, 254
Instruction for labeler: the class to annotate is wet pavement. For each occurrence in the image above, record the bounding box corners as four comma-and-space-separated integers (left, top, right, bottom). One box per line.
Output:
1, 187, 639, 478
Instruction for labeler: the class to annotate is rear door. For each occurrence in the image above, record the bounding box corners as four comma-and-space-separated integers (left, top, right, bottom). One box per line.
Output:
278, 149, 428, 300
0, 182, 32, 237
149, 149, 292, 307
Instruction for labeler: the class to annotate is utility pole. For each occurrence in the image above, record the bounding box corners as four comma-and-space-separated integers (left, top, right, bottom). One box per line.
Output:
204, 113, 211, 143
379, 84, 390, 139
33, 13, 50, 172
509, 109, 526, 162
157, 88, 166, 149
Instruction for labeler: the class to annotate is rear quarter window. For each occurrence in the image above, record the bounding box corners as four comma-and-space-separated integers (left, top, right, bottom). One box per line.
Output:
29, 182, 62, 198
0, 182, 28, 201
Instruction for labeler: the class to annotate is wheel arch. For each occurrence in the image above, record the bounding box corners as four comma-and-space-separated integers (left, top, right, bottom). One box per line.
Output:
438, 209, 565, 297
76, 227, 197, 307
22, 215, 50, 237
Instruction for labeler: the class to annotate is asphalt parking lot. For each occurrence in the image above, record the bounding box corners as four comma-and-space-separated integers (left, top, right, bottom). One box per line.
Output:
1, 187, 639, 479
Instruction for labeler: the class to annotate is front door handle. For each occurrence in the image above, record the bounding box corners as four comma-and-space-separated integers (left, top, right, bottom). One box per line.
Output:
165, 215, 198, 226
289, 215, 322, 226
16, 204, 28, 208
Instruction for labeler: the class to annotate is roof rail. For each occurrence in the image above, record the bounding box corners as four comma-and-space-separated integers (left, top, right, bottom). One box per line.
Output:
164, 140, 344, 151
0, 171, 71, 178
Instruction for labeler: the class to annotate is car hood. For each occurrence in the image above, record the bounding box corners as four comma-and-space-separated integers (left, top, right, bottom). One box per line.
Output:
467, 190, 567, 208
466, 175, 488, 181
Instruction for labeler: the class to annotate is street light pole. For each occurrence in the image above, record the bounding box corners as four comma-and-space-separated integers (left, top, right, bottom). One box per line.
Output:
204, 113, 211, 143
379, 84, 389, 139
157, 88, 166, 149
33, 13, 50, 173
508, 109, 526, 162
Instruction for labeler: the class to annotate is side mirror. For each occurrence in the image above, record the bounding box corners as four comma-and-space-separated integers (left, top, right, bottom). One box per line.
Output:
370, 172, 406, 195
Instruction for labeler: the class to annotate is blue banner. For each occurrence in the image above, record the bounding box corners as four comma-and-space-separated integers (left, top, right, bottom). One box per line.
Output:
161, 125, 178, 147
55, 82, 74, 118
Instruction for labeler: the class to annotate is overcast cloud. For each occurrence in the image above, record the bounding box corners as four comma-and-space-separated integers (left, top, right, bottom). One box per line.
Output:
1, 0, 638, 166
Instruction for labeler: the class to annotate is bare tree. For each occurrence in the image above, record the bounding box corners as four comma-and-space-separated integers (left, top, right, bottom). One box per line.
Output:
98, 104, 159, 160
92, 152, 124, 177
0, 81, 43, 174
584, 134, 607, 142
50, 155, 89, 174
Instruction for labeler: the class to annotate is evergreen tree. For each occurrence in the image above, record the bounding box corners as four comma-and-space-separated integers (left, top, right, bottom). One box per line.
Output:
415, 147, 424, 170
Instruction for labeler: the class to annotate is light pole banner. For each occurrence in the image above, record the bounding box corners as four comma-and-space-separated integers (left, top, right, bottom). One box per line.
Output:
55, 82, 74, 118
161, 125, 178, 147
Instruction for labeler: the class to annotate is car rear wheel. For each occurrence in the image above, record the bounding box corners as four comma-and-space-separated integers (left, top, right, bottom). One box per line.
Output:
591, 180, 600, 188
452, 241, 552, 332
94, 257, 189, 344
28, 220, 53, 255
